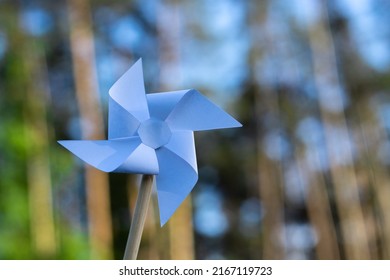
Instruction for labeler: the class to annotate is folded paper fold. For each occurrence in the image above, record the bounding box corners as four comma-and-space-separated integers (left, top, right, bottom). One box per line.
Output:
59, 58, 241, 225
166, 89, 242, 131
109, 59, 150, 122
155, 147, 198, 226
108, 98, 140, 139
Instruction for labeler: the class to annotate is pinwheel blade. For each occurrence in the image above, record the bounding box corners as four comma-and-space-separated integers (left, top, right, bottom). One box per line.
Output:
166, 89, 242, 131
146, 90, 188, 120
164, 130, 197, 172
115, 143, 159, 174
108, 97, 140, 139
155, 135, 198, 225
58, 138, 141, 172
109, 58, 150, 122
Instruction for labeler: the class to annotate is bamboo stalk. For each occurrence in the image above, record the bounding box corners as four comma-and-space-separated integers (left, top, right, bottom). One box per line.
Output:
124, 175, 154, 260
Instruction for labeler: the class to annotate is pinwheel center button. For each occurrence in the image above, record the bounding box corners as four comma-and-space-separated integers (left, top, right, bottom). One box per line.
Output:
137, 119, 172, 149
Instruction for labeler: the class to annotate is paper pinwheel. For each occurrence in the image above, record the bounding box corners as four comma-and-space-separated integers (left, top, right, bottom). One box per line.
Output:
59, 59, 241, 225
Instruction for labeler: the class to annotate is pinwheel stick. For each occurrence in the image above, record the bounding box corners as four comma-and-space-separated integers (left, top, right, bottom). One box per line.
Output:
123, 174, 154, 260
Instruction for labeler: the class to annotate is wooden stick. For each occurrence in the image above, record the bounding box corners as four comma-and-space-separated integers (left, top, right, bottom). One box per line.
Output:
123, 174, 154, 260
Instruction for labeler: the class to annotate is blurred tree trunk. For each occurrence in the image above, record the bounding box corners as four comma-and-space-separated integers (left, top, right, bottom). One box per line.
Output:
67, 0, 113, 259
6, 5, 57, 258
255, 84, 286, 259
257, 150, 285, 259
326, 2, 383, 259
248, 1, 286, 259
157, 0, 195, 260
297, 152, 340, 259
355, 102, 390, 259
23, 41, 57, 259
307, 1, 370, 259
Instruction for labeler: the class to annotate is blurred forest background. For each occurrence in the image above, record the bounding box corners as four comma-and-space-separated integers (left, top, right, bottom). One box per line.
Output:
1, 0, 390, 260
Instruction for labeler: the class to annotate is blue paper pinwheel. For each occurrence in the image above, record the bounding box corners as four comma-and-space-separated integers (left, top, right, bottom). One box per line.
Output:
59, 59, 241, 225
